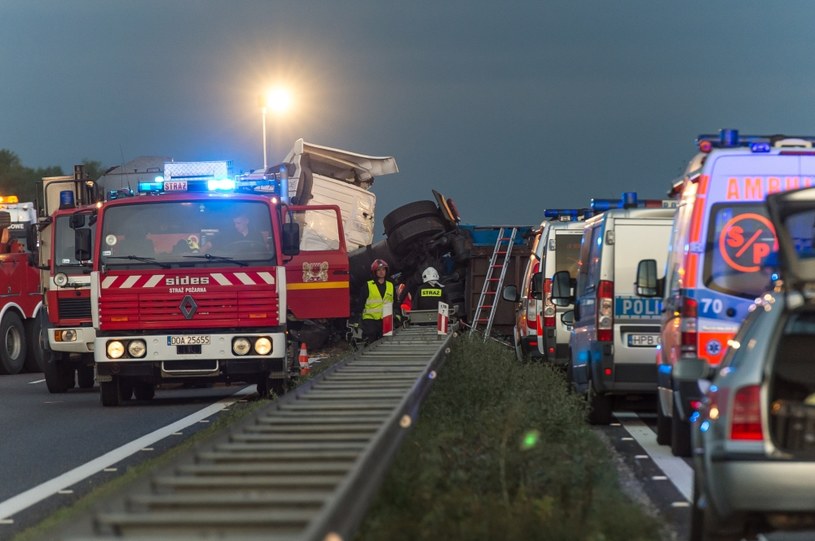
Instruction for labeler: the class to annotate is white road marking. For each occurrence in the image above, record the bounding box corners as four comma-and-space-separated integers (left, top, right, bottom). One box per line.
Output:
613, 411, 694, 501
28, 379, 45, 385
0, 385, 255, 521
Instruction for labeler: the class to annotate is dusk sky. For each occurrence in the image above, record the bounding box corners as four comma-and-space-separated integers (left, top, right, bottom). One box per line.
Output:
2, 1, 813, 238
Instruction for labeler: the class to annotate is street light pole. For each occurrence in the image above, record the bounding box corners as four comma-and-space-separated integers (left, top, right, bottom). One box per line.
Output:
261, 104, 268, 170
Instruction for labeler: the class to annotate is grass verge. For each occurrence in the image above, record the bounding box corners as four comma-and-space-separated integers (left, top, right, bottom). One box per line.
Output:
355, 335, 665, 541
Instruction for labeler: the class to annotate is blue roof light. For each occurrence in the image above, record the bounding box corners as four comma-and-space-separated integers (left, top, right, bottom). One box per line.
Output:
208, 178, 236, 191
750, 142, 771, 153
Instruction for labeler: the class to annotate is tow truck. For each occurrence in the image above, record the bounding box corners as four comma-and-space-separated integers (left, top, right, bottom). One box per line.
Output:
0, 195, 44, 375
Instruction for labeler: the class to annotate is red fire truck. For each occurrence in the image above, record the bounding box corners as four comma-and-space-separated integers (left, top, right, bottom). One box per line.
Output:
0, 196, 44, 375
74, 171, 347, 406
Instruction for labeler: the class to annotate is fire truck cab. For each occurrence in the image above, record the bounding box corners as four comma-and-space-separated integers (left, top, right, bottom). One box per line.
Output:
77, 170, 343, 406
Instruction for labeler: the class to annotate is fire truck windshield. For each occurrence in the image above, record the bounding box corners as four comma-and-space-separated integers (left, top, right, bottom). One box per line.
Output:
99, 199, 275, 268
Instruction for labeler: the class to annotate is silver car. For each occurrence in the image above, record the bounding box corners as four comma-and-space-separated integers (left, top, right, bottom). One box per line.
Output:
676, 186, 815, 541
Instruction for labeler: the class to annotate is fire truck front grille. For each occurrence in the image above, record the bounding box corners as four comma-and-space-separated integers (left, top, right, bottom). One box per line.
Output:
58, 298, 92, 319
100, 290, 280, 329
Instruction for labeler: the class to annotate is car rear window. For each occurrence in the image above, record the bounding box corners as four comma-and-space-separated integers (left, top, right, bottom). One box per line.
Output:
555, 234, 581, 276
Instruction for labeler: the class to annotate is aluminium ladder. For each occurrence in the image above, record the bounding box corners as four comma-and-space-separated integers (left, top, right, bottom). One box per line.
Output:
469, 227, 517, 340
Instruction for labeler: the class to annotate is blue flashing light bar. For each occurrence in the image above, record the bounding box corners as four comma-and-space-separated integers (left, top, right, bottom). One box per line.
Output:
590, 193, 675, 212
696, 128, 815, 152
750, 142, 771, 153
543, 208, 593, 221
208, 178, 236, 191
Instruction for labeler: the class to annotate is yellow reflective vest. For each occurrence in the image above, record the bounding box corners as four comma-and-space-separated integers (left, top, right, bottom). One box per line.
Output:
362, 280, 394, 320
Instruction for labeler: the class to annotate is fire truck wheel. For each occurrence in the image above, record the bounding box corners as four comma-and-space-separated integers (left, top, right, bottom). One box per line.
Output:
0, 311, 26, 375
271, 378, 287, 397
77, 364, 95, 389
133, 382, 155, 400
256, 374, 272, 399
44, 356, 74, 393
100, 377, 123, 407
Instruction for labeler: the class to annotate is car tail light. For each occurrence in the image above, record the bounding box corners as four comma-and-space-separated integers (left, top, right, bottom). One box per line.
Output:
526, 262, 540, 333
730, 385, 763, 441
597, 280, 613, 342
543, 278, 555, 327
680, 297, 698, 355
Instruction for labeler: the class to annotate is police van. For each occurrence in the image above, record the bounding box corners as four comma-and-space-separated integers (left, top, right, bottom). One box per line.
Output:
534, 209, 589, 365
553, 193, 675, 424
636, 129, 815, 456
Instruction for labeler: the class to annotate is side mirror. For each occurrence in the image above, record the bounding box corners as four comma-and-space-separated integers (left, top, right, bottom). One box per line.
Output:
530, 272, 543, 300
635, 259, 660, 297
75, 228, 92, 262
502, 284, 519, 303
673, 357, 712, 382
281, 222, 300, 256
69, 213, 86, 229
560, 310, 574, 326
551, 270, 574, 306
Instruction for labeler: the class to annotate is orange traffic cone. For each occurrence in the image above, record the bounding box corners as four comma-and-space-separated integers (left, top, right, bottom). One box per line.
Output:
298, 342, 310, 376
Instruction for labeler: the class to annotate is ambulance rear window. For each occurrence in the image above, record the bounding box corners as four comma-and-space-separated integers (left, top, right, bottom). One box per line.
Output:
703, 203, 777, 298
555, 234, 581, 276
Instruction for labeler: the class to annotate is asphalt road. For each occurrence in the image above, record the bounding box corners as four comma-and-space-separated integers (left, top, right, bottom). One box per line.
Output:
0, 372, 256, 539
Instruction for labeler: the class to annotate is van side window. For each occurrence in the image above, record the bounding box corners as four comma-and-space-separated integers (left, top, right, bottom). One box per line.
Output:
586, 226, 603, 291
576, 225, 600, 296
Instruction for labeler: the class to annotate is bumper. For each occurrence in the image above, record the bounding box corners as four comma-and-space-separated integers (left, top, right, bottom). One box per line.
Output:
705, 459, 815, 517
49, 327, 96, 354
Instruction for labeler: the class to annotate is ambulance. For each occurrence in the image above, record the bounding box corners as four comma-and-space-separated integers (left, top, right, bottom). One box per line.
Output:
637, 129, 815, 456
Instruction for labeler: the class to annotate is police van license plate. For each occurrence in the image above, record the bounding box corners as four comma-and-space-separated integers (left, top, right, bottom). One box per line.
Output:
627, 334, 660, 347
168, 335, 211, 346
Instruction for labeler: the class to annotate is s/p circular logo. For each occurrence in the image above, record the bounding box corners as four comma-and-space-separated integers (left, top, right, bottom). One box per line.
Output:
718, 213, 777, 273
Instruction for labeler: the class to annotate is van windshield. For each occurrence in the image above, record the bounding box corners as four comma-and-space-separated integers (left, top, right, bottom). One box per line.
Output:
704, 203, 778, 298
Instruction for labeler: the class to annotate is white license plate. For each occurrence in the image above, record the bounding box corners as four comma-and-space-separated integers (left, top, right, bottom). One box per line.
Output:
627, 334, 660, 347
167, 335, 211, 346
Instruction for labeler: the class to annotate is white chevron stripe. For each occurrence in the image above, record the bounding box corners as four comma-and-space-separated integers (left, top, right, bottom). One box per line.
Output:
211, 273, 232, 286
122, 275, 140, 288
257, 272, 275, 285
235, 273, 255, 285
102, 276, 117, 288
145, 275, 164, 288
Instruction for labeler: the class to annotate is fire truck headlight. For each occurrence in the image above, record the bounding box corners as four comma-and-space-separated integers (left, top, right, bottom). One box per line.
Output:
54, 273, 68, 287
56, 329, 78, 342
254, 337, 272, 355
127, 340, 146, 358
232, 338, 251, 356
107, 341, 125, 359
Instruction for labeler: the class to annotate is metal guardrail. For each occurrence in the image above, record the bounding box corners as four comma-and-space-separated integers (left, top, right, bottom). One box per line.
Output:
59, 325, 455, 541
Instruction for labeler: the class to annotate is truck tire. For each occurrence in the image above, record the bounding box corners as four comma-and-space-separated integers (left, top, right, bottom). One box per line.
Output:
587, 388, 613, 425
77, 356, 95, 389
382, 201, 440, 234
24, 317, 43, 372
44, 354, 74, 393
133, 382, 155, 400
656, 396, 671, 445
100, 377, 123, 407
0, 312, 26, 375
386, 216, 446, 255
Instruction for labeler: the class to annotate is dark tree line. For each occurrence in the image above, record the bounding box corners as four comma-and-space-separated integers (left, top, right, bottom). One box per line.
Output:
0, 150, 106, 203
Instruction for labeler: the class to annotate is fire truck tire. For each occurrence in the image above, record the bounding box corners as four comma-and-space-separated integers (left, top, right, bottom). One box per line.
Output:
133, 382, 155, 400
77, 356, 95, 389
100, 377, 123, 407
23, 318, 42, 373
382, 201, 440, 234
0, 312, 26, 375
256, 373, 272, 399
44, 356, 74, 393
386, 216, 446, 255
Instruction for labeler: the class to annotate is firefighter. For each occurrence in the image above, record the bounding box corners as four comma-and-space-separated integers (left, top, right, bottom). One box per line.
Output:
411, 266, 449, 310
351, 259, 401, 343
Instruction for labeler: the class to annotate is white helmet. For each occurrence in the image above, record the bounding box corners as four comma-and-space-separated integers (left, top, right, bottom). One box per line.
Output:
422, 266, 440, 284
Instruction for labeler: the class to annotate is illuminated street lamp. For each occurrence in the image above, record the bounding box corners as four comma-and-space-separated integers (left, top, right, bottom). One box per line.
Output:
260, 87, 292, 170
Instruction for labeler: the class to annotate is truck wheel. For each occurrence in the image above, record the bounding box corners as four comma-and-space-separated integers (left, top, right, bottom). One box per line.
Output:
77, 363, 95, 389
24, 317, 43, 373
382, 201, 440, 234
100, 377, 123, 407
133, 382, 155, 400
271, 378, 287, 397
386, 216, 446, 255
0, 312, 26, 375
44, 355, 74, 393
256, 374, 271, 399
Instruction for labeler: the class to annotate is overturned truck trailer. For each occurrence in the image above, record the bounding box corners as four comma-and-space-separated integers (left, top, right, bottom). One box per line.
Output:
349, 192, 532, 339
